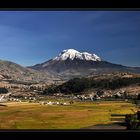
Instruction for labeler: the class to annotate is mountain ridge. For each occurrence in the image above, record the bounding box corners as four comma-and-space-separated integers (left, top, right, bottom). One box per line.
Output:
0, 59, 60, 84
1, 49, 140, 84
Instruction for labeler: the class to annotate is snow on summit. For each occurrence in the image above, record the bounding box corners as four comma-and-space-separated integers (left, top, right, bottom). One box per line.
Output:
53, 49, 101, 61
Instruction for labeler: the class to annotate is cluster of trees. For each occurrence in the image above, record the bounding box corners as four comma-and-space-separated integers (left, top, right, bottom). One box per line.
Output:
43, 77, 140, 95
125, 111, 140, 130
43, 84, 59, 95
0, 87, 8, 94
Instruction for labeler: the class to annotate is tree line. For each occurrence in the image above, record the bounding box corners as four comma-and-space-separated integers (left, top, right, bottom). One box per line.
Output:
43, 77, 140, 95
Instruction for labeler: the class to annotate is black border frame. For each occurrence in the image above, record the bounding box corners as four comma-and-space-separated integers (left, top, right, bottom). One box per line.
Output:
0, 0, 140, 139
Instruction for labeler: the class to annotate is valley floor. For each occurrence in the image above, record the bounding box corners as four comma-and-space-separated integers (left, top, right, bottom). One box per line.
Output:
0, 101, 137, 129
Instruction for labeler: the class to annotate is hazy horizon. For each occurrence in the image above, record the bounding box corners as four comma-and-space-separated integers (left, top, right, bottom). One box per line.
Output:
0, 11, 140, 67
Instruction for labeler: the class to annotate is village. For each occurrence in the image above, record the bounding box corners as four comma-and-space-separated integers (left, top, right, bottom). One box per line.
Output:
1, 71, 140, 107
0, 82, 140, 105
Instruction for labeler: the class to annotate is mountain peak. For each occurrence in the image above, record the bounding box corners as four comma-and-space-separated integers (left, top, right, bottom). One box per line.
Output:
53, 49, 102, 61
62, 49, 80, 53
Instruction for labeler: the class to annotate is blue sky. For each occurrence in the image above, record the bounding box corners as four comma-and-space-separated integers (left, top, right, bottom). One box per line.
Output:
0, 11, 140, 67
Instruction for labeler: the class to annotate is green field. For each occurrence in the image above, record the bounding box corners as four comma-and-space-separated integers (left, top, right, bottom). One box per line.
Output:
0, 101, 137, 129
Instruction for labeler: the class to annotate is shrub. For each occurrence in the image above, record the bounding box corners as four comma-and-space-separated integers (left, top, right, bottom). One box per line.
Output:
125, 114, 139, 130
0, 87, 8, 94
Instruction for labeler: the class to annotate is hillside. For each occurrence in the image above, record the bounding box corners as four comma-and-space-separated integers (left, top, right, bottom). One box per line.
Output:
0, 60, 60, 84
43, 72, 140, 95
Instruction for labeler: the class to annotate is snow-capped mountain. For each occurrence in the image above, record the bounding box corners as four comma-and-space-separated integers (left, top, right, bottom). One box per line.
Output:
53, 49, 101, 61
29, 49, 140, 81
1, 48, 140, 84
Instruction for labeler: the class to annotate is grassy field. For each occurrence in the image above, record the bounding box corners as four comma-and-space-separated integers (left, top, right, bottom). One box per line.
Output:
0, 101, 137, 129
